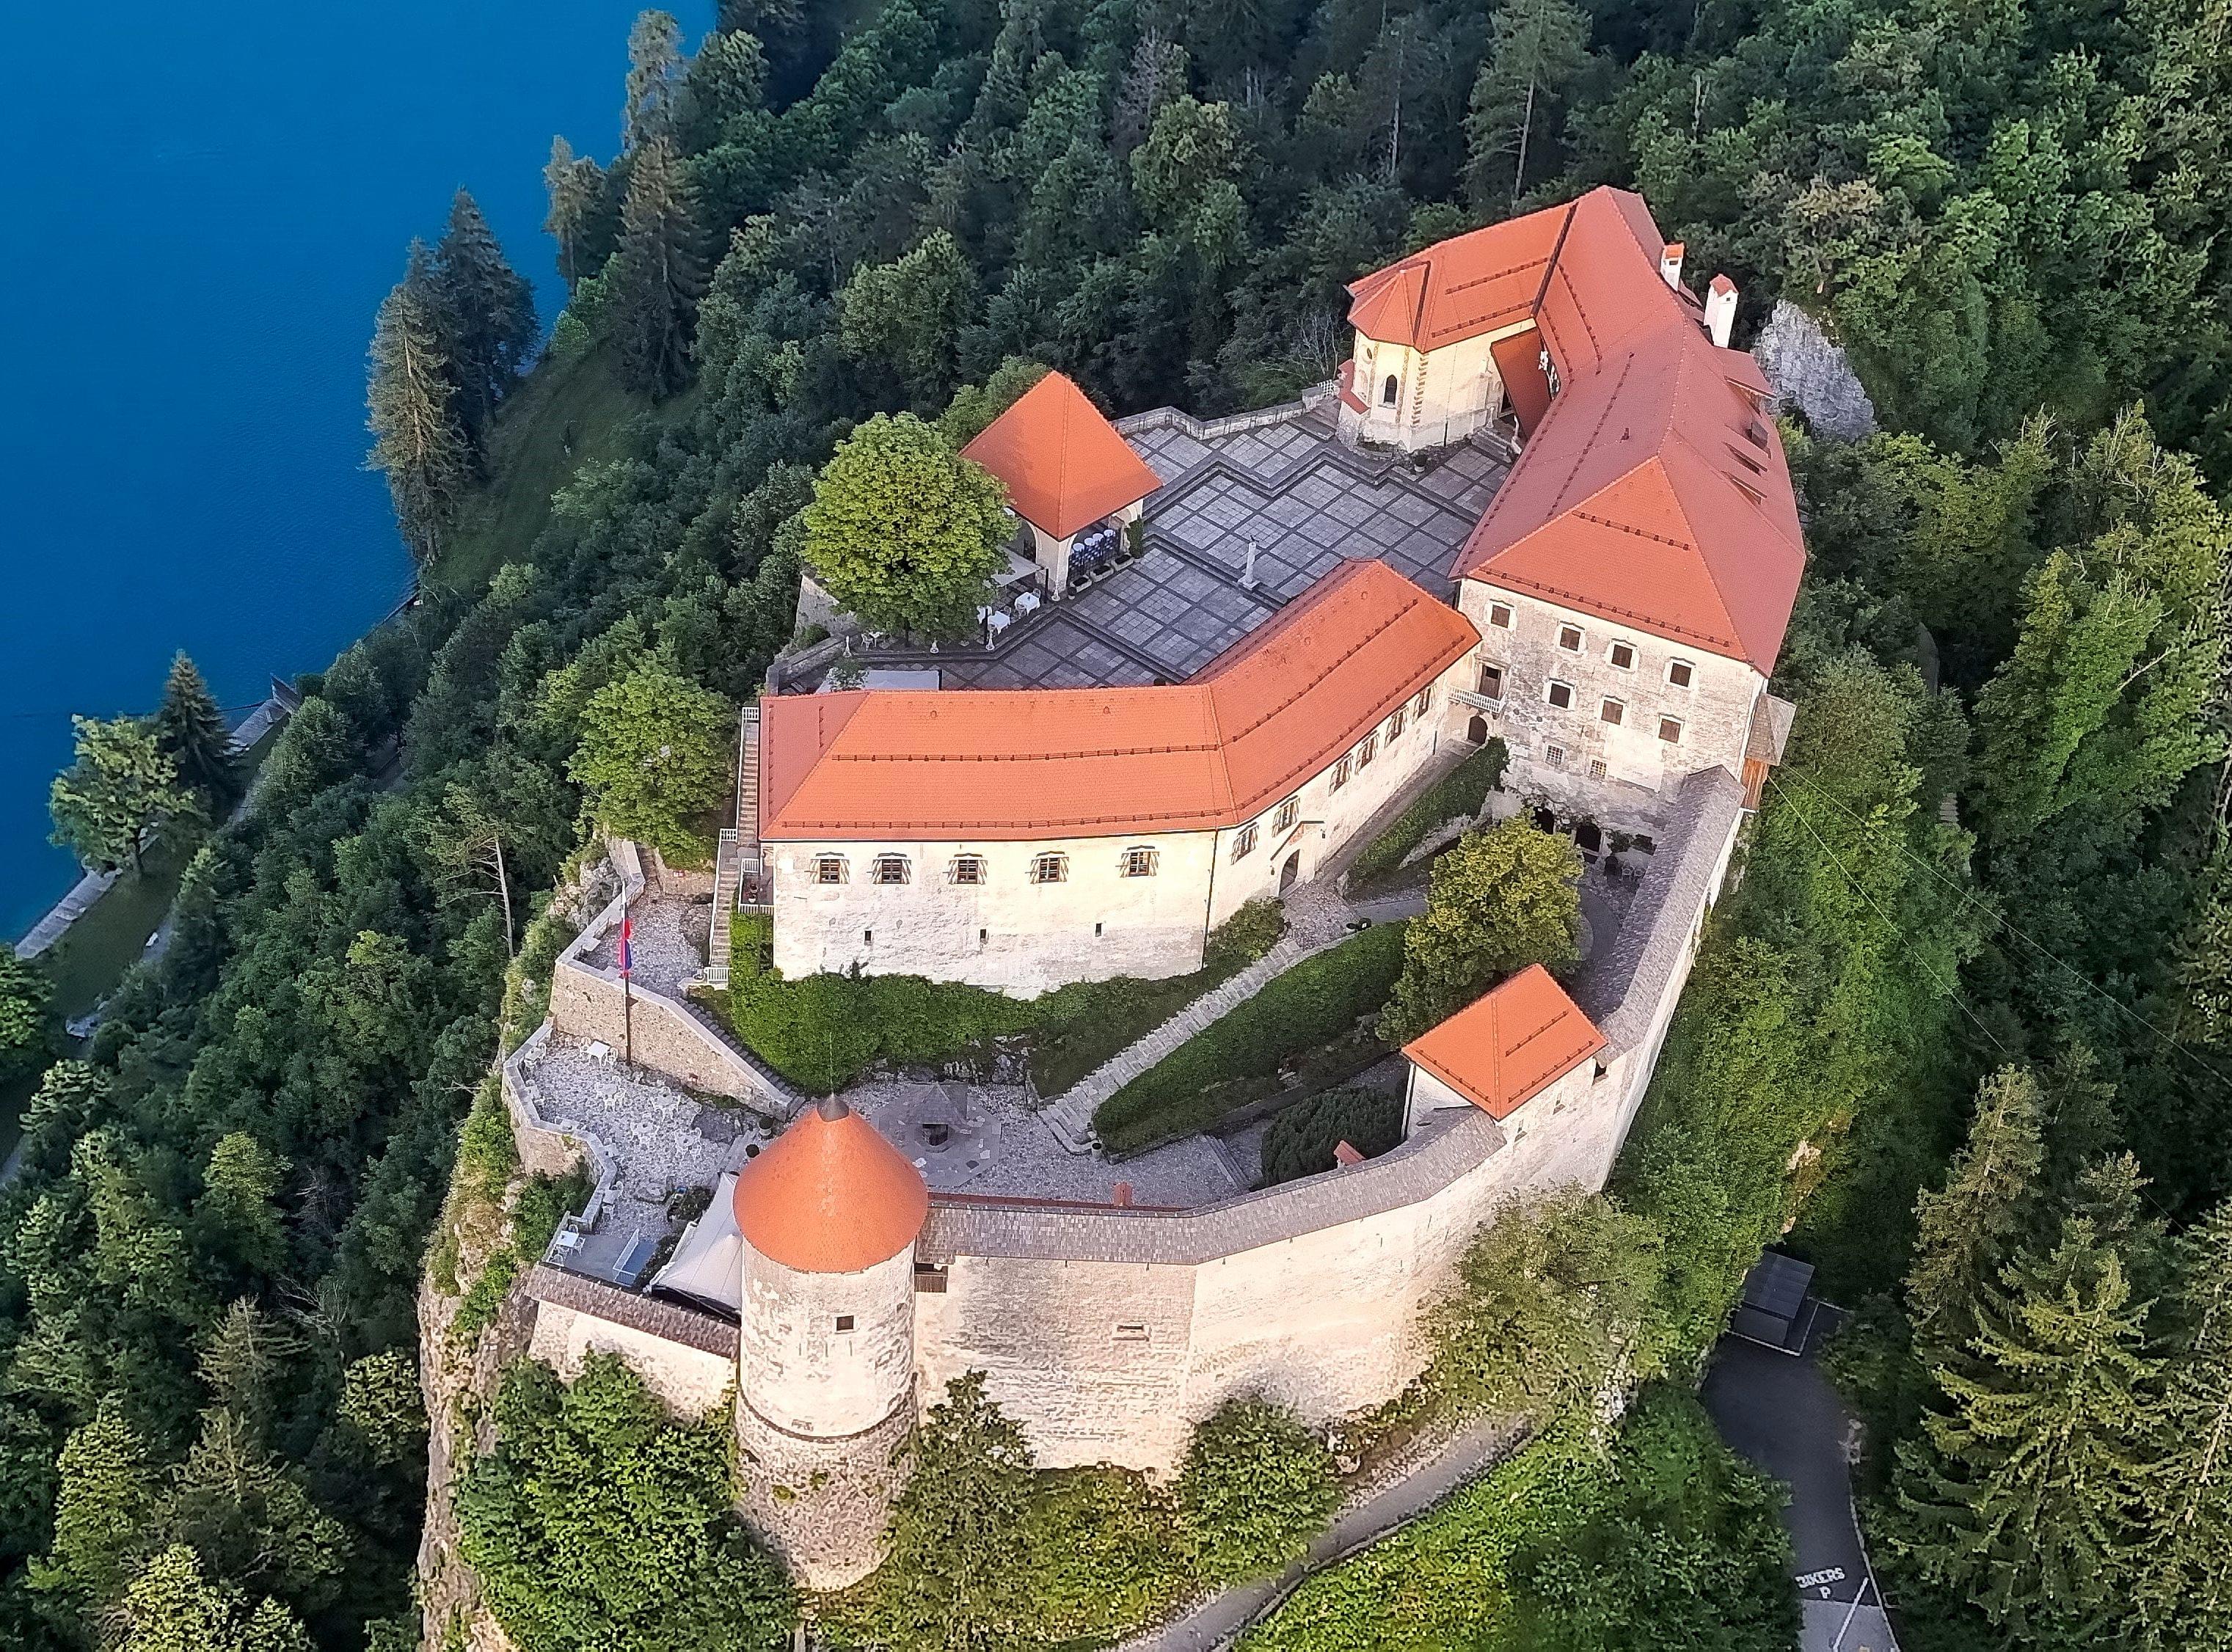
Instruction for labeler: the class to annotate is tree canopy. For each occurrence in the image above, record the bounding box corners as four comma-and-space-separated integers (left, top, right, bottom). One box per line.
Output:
48, 713, 197, 875
566, 663, 732, 863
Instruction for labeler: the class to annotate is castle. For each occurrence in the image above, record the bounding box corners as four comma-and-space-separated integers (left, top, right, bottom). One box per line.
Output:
505, 186, 1802, 1588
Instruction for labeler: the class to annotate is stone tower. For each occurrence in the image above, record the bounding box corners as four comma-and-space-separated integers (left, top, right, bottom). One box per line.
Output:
731, 1096, 929, 1587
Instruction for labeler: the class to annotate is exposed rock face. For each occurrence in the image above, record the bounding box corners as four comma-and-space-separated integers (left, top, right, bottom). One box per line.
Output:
1753, 299, 1879, 442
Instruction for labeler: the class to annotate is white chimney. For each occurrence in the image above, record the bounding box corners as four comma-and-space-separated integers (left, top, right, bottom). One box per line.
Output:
1660, 242, 1685, 290
1704, 274, 1738, 348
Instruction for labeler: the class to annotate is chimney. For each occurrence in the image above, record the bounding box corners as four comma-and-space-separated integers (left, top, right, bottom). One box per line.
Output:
1112, 1181, 1133, 1208
1660, 242, 1685, 290
1705, 274, 1738, 349
1332, 1140, 1365, 1168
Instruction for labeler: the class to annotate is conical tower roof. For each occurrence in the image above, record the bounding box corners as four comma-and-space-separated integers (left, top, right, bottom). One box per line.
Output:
732, 1097, 929, 1273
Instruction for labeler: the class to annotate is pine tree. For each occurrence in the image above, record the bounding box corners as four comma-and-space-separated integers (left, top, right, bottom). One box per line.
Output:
431, 189, 536, 443
1465, 0, 1593, 211
623, 10, 685, 153
365, 241, 470, 565
29, 1395, 156, 1612
1892, 1209, 2163, 1645
610, 136, 707, 396
2137, 1199, 2232, 1645
152, 653, 241, 812
1906, 1066, 2046, 1356
542, 136, 611, 293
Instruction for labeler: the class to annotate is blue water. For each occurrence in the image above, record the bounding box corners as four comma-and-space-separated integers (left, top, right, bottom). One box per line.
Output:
0, 1, 685, 940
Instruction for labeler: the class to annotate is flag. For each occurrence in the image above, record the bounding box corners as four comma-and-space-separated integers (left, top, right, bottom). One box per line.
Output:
619, 914, 633, 979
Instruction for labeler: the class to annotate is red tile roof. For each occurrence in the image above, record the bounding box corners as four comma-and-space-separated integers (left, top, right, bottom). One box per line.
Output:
960, 370, 1164, 540
1347, 188, 1806, 673
1401, 964, 1605, 1120
732, 1098, 929, 1273
759, 560, 1478, 841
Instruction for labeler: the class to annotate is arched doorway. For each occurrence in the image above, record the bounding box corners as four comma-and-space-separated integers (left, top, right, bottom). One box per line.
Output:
1280, 851, 1302, 893
1466, 714, 1488, 745
1574, 819, 1602, 855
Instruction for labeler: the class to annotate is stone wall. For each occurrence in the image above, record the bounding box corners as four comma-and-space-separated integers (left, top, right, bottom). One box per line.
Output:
527, 1298, 735, 1417
1457, 578, 1764, 830
736, 1397, 912, 1590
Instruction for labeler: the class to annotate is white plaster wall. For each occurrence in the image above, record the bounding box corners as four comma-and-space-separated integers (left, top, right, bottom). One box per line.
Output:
1347, 326, 1531, 451
738, 1243, 915, 1438
1458, 580, 1762, 826
527, 1301, 735, 1419
914, 1257, 1199, 1469
767, 828, 1222, 996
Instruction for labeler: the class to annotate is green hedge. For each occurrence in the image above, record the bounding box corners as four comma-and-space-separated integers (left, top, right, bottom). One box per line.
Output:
1095, 923, 1407, 1154
1259, 1086, 1407, 1185
1345, 739, 1509, 889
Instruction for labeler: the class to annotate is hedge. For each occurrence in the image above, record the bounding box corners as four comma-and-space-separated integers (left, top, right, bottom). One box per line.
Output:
1258, 1086, 1407, 1185
1344, 739, 1509, 889
1095, 923, 1407, 1154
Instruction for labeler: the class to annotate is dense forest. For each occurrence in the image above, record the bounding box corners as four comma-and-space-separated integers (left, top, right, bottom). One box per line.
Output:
0, 0, 2226, 1646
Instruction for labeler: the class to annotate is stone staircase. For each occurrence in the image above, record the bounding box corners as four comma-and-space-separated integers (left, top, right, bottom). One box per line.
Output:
707, 706, 765, 991
1037, 882, 1357, 1154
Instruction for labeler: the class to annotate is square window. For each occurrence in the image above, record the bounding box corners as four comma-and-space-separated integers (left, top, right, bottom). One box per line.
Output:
1489, 602, 1513, 629
1544, 744, 1566, 769
1558, 624, 1584, 651
1478, 662, 1505, 700
1032, 853, 1068, 884
1232, 823, 1259, 861
949, 855, 985, 885
1589, 759, 1608, 779
1272, 796, 1299, 835
1123, 846, 1159, 877
835, 1315, 854, 1332
1658, 716, 1683, 744
1414, 688, 1432, 717
1331, 756, 1351, 791
1387, 708, 1406, 741
1356, 733, 1378, 768
815, 855, 846, 885
1608, 641, 1635, 670
1546, 681, 1574, 710
872, 854, 910, 885
1667, 659, 1694, 689
1600, 698, 1624, 726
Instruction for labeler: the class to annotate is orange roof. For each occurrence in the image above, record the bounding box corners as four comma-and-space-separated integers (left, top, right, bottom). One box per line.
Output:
1402, 965, 1605, 1120
732, 1097, 929, 1273
760, 560, 1478, 841
1347, 188, 1806, 674
959, 370, 1164, 540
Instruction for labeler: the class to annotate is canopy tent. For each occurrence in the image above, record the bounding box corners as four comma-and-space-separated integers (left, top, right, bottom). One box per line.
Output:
650, 1171, 743, 1314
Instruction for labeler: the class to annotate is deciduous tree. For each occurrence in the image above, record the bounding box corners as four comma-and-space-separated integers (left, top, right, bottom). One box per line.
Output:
568, 664, 732, 863
799, 413, 1010, 638
0, 951, 51, 1061
1380, 815, 1582, 1044
837, 230, 975, 402
1175, 1397, 1338, 1583
49, 714, 197, 876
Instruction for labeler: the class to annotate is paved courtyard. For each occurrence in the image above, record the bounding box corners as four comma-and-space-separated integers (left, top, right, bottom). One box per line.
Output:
917, 406, 1509, 690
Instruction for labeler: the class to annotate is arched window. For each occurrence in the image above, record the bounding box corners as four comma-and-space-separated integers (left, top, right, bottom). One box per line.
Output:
1382, 373, 1400, 406
871, 854, 911, 885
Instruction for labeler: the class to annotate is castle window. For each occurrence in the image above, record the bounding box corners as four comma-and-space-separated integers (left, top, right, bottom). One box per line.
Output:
1232, 823, 1258, 862
949, 855, 987, 885
1544, 744, 1567, 769
1272, 795, 1300, 836
1557, 624, 1584, 652
1031, 852, 1068, 885
1659, 716, 1684, 745
1589, 759, 1608, 779
1113, 1323, 1150, 1342
1382, 373, 1399, 406
1600, 697, 1624, 726
1387, 707, 1406, 742
1331, 755, 1352, 791
1414, 687, 1432, 717
1608, 640, 1635, 670
1488, 602, 1514, 629
814, 855, 847, 885
1357, 733, 1379, 770
862, 929, 872, 945
1478, 662, 1505, 700
872, 854, 911, 885
1123, 846, 1159, 877
1546, 680, 1574, 710
834, 1315, 854, 1332
1666, 659, 1694, 689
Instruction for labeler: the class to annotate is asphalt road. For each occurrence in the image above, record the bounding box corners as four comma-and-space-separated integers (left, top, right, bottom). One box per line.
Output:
1702, 1312, 1901, 1652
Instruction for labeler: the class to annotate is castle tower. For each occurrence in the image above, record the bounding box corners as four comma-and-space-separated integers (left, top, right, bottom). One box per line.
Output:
731, 1096, 930, 1588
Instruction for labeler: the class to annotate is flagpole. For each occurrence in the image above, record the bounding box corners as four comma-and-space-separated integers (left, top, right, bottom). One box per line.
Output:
620, 913, 635, 1068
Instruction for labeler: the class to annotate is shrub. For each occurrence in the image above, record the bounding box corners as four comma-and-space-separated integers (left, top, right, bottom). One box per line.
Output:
459, 1355, 793, 1652
1178, 1397, 1339, 1585
1095, 923, 1407, 1153
1345, 740, 1508, 888
1259, 1086, 1407, 1185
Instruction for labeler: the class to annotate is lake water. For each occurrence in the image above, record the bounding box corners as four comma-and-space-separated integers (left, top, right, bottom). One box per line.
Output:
0, 1, 683, 940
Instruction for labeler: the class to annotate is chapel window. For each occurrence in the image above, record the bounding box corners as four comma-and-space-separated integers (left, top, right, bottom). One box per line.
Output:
1382, 374, 1399, 406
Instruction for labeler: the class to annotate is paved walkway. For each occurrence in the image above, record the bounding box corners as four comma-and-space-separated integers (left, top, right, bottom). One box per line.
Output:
1036, 880, 1360, 1152
1703, 1313, 1900, 1652
1118, 1414, 1521, 1652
